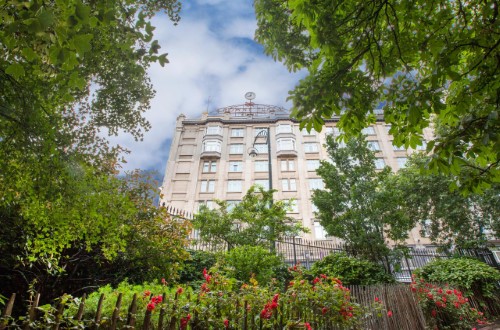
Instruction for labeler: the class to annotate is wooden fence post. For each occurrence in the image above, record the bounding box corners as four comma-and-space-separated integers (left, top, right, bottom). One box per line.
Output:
110, 293, 122, 330
157, 293, 167, 329
53, 299, 65, 330
93, 293, 105, 330
126, 293, 138, 328
24, 292, 40, 330
75, 293, 86, 321
142, 310, 152, 330
0, 293, 15, 330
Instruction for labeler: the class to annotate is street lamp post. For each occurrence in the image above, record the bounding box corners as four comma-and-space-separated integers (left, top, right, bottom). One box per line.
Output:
248, 127, 275, 252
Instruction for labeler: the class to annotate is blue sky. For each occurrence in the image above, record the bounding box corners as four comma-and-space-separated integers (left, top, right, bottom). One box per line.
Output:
111, 0, 305, 177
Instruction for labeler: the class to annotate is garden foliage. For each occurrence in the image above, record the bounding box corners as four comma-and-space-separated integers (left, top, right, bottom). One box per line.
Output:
308, 252, 395, 285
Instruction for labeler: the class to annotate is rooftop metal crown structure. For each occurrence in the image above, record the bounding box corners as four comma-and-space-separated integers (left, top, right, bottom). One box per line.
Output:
217, 92, 288, 118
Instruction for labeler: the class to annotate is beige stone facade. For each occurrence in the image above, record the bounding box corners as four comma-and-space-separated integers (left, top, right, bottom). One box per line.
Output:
160, 104, 434, 247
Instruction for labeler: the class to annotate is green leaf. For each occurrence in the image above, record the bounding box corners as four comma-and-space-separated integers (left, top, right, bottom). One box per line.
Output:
72, 34, 93, 54
5, 63, 25, 79
75, 1, 90, 23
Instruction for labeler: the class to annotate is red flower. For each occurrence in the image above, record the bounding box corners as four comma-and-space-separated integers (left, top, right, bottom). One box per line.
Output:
374, 297, 380, 303
161, 278, 167, 285
152, 295, 163, 304
143, 290, 151, 297
224, 319, 229, 328
322, 307, 328, 315
260, 308, 272, 319
431, 309, 437, 318
180, 314, 191, 330
147, 302, 155, 311
177, 287, 184, 295
312, 277, 320, 284
320, 274, 328, 279
387, 310, 393, 317
304, 322, 312, 330
272, 294, 280, 303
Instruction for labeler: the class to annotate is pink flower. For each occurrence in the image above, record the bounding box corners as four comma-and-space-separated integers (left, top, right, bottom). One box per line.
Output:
161, 278, 166, 285
180, 314, 191, 330
374, 297, 380, 302
304, 322, 312, 330
224, 319, 229, 328
387, 310, 393, 317
147, 302, 155, 311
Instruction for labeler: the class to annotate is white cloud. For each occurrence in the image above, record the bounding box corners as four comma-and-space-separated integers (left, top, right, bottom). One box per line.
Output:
112, 1, 305, 173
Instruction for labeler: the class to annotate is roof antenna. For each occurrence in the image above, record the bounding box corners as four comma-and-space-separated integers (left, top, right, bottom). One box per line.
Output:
206, 96, 212, 112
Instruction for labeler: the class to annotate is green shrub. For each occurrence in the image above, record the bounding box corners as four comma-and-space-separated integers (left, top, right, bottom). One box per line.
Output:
222, 246, 284, 284
308, 252, 395, 285
413, 257, 500, 297
177, 250, 218, 285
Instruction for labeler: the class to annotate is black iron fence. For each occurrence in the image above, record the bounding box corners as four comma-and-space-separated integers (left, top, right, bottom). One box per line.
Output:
190, 237, 500, 282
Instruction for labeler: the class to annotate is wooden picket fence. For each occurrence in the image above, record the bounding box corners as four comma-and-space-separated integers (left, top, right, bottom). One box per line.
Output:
0, 284, 430, 330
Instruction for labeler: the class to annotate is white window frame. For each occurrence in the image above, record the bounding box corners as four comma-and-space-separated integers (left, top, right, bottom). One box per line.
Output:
367, 141, 380, 151
254, 127, 268, 136
229, 161, 243, 172
277, 124, 292, 134
277, 138, 296, 151
284, 199, 299, 213
203, 140, 221, 152
301, 128, 317, 136
227, 180, 242, 192
314, 222, 328, 240
200, 180, 215, 193
226, 200, 241, 211
374, 158, 385, 170
309, 178, 324, 190
304, 143, 319, 153
231, 128, 244, 137
254, 180, 270, 190
254, 144, 268, 154
255, 160, 269, 172
280, 159, 295, 171
202, 161, 217, 173
229, 144, 244, 154
281, 178, 297, 191
397, 157, 408, 168
306, 159, 320, 171
206, 126, 222, 135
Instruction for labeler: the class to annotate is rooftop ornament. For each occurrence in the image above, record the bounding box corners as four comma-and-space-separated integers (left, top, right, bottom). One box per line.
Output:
217, 92, 288, 118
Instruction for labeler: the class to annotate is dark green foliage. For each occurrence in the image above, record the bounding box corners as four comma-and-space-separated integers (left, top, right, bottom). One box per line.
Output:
413, 258, 500, 297
222, 246, 285, 284
178, 250, 218, 285
309, 253, 395, 285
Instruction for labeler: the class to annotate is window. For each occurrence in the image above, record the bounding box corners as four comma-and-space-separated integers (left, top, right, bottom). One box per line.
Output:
229, 144, 244, 154
198, 200, 215, 210
314, 222, 328, 240
226, 200, 240, 211
362, 127, 376, 135
385, 125, 392, 133
277, 124, 293, 134
200, 180, 215, 193
307, 159, 320, 171
202, 161, 217, 173
374, 158, 386, 170
277, 138, 296, 151
280, 159, 295, 171
227, 180, 242, 192
309, 178, 324, 190
422, 219, 432, 237
203, 140, 221, 152
393, 143, 406, 151
254, 127, 268, 136
231, 128, 244, 137
254, 179, 270, 190
284, 199, 299, 213
206, 126, 222, 135
416, 141, 427, 150
304, 143, 319, 153
281, 178, 297, 191
301, 128, 316, 136
255, 161, 269, 172
397, 157, 408, 168
254, 144, 268, 154
367, 141, 380, 151
333, 127, 342, 135
311, 204, 319, 214
229, 161, 242, 172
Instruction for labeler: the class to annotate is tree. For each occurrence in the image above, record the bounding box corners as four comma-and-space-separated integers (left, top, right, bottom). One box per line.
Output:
254, 0, 499, 192
391, 155, 500, 248
311, 136, 414, 261
193, 186, 306, 249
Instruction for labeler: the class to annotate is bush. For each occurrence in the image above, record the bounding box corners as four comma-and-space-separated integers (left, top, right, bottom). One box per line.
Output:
222, 246, 284, 284
410, 279, 488, 329
177, 250, 218, 285
413, 257, 500, 297
308, 252, 395, 285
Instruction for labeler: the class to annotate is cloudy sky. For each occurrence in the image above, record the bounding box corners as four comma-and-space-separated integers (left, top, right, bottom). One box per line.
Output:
113, 0, 305, 176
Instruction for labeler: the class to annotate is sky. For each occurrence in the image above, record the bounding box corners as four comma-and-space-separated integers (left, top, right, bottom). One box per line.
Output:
112, 0, 305, 177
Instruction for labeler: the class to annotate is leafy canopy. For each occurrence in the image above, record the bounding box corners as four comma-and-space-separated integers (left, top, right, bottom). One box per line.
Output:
312, 135, 413, 261
255, 0, 500, 192
193, 186, 306, 249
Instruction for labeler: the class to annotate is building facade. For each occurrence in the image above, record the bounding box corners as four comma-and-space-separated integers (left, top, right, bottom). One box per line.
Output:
160, 96, 434, 247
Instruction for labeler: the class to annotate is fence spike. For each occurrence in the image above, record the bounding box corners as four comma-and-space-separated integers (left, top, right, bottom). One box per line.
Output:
75, 293, 86, 321
93, 293, 105, 330
110, 292, 122, 330
126, 293, 138, 327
